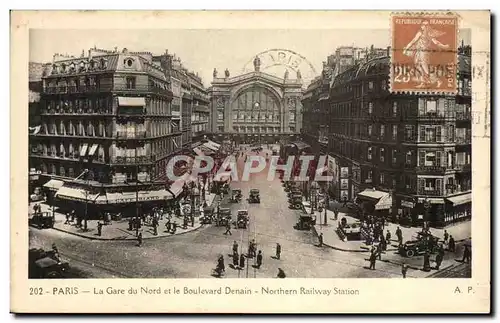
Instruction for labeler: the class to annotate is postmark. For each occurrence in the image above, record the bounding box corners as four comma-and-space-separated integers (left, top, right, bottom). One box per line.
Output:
390, 12, 459, 94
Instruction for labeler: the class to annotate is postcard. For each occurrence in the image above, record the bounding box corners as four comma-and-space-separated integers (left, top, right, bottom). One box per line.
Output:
10, 10, 490, 313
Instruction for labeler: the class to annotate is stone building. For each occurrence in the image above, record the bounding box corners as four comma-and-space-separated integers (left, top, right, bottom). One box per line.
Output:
208, 56, 304, 144
302, 46, 472, 227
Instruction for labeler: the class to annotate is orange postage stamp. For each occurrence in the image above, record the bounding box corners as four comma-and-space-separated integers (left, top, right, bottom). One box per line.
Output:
391, 13, 458, 93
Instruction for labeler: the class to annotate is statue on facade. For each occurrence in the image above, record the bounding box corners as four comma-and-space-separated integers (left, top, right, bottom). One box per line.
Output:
284, 69, 289, 80
253, 56, 261, 72
213, 68, 218, 78
224, 68, 230, 78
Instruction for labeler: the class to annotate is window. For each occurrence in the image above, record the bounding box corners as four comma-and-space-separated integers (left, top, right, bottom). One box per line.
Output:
392, 125, 398, 140
380, 173, 385, 184
233, 114, 238, 120
381, 80, 387, 91
405, 125, 414, 141
368, 125, 372, 136
424, 127, 436, 142
380, 148, 385, 162
392, 102, 398, 116
367, 170, 373, 180
126, 77, 136, 89
436, 126, 442, 142
217, 112, 224, 121
368, 81, 374, 90
380, 125, 385, 137
392, 149, 397, 164
406, 151, 412, 165
367, 147, 372, 160
368, 102, 373, 115
426, 100, 437, 114
456, 152, 466, 165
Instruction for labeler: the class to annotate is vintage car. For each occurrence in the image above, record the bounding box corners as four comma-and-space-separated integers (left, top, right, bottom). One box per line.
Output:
248, 189, 260, 203
29, 248, 70, 279
236, 210, 249, 229
230, 189, 242, 203
288, 194, 303, 209
29, 211, 55, 229
398, 232, 440, 257
200, 207, 214, 224
216, 208, 232, 226
336, 222, 362, 241
295, 214, 317, 231
287, 189, 302, 198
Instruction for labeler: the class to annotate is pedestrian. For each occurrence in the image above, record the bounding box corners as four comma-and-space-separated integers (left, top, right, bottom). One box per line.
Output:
318, 233, 323, 247
224, 222, 232, 235
448, 235, 456, 252
435, 248, 444, 270
396, 226, 403, 245
277, 268, 286, 278
137, 232, 143, 247
385, 230, 391, 243
443, 230, 449, 243
423, 250, 431, 272
232, 241, 238, 254
239, 253, 246, 269
379, 235, 387, 252
70, 210, 76, 223
256, 250, 263, 269
233, 250, 239, 268
97, 221, 103, 236
64, 212, 70, 224
462, 244, 471, 263
401, 263, 408, 278
276, 243, 281, 260
153, 223, 158, 236
334, 208, 339, 221
190, 215, 195, 227
369, 251, 377, 270
342, 197, 348, 207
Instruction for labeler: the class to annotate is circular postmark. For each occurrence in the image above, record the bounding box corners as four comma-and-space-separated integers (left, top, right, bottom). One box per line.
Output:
242, 49, 317, 87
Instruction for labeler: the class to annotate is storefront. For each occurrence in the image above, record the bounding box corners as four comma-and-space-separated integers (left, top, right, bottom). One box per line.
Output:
444, 192, 472, 224
396, 196, 417, 226
356, 188, 391, 218
42, 179, 65, 205
416, 198, 445, 228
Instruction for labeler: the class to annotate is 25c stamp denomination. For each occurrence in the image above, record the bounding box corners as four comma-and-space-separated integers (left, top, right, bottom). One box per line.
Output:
391, 13, 458, 94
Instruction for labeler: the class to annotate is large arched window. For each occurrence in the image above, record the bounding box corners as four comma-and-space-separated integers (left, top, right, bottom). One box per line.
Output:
232, 86, 280, 126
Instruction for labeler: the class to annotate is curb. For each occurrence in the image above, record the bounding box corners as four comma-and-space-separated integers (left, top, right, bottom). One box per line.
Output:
50, 223, 205, 241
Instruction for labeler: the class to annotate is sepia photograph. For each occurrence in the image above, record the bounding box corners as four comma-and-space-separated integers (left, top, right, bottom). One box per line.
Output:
11, 10, 491, 313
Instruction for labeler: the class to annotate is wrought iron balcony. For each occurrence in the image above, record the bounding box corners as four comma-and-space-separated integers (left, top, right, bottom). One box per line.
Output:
109, 156, 154, 165
416, 165, 447, 173
418, 188, 442, 196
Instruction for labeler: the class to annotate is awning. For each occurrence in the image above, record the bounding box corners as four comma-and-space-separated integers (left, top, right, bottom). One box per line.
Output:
55, 186, 98, 202
446, 193, 471, 206
169, 181, 185, 198
358, 188, 389, 200
88, 144, 99, 156
198, 145, 215, 155
80, 144, 88, 157
375, 194, 392, 210
105, 189, 173, 204
118, 97, 146, 107
193, 147, 204, 156
204, 140, 221, 151
201, 142, 218, 152
43, 179, 64, 191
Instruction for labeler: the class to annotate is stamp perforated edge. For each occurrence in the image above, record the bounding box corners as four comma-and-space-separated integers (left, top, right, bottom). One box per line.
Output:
389, 11, 461, 95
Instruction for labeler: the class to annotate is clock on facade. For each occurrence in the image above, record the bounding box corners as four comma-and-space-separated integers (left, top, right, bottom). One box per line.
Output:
254, 102, 260, 109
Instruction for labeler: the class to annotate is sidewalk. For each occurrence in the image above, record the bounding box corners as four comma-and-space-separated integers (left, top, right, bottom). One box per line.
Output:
310, 201, 471, 252
29, 192, 220, 241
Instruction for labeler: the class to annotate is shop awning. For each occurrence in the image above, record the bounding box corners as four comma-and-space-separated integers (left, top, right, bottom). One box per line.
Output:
199, 145, 215, 155
204, 140, 221, 151
375, 194, 392, 210
118, 97, 146, 107
446, 193, 471, 206
105, 189, 173, 204
88, 144, 99, 156
80, 144, 88, 157
168, 173, 191, 197
55, 186, 98, 202
43, 179, 65, 191
358, 188, 389, 200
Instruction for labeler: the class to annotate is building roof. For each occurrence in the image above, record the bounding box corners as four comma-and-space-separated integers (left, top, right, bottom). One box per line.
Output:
29, 62, 50, 82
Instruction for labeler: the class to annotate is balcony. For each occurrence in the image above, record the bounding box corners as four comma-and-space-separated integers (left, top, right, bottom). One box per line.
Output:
418, 188, 442, 196
454, 164, 471, 172
115, 131, 147, 139
416, 165, 447, 174
44, 85, 100, 94
455, 137, 471, 145
113, 84, 173, 97
456, 112, 472, 121
109, 156, 155, 165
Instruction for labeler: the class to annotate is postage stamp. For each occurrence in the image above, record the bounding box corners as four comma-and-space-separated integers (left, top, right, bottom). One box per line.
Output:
391, 13, 459, 94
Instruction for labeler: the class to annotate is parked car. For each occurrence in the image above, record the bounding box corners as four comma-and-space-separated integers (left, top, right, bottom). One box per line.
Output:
399, 232, 440, 257
248, 189, 260, 203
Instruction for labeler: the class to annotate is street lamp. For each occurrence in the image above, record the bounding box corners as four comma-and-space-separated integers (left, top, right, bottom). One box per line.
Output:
83, 168, 89, 231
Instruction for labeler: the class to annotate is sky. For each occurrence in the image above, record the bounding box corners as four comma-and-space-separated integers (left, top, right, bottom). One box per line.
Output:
30, 29, 471, 87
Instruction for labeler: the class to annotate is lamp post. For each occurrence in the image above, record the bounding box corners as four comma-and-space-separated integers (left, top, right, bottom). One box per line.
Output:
83, 168, 89, 231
